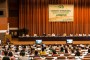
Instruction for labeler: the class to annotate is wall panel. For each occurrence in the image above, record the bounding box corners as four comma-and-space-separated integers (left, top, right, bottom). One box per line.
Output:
0, 0, 8, 30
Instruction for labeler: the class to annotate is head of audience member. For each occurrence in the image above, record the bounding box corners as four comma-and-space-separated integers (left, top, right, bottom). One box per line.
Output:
22, 45, 26, 48
52, 50, 56, 55
21, 48, 25, 53
8, 52, 13, 57
65, 48, 68, 53
42, 47, 45, 52
75, 49, 80, 56
4, 51, 8, 56
2, 50, 5, 55
20, 51, 25, 56
41, 43, 46, 48
60, 47, 64, 52
30, 48, 35, 54
34, 50, 39, 57
88, 47, 90, 53
15, 50, 18, 53
70, 47, 75, 53
15, 45, 19, 51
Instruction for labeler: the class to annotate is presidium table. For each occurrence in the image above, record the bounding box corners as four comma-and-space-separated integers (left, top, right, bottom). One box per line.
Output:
18, 36, 90, 41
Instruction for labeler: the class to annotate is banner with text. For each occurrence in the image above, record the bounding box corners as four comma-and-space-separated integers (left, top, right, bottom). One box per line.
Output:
49, 5, 74, 22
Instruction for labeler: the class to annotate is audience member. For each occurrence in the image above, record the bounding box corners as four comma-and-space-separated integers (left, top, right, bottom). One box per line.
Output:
64, 48, 69, 53
75, 49, 80, 56
40, 48, 46, 55
1, 43, 90, 60
8, 52, 15, 60
88, 47, 90, 53
60, 47, 64, 52
52, 49, 57, 55
2, 51, 10, 60
19, 51, 28, 60
34, 50, 39, 57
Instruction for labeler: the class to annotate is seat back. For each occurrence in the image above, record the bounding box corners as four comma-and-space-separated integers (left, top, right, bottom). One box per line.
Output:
45, 57, 54, 60
67, 56, 75, 59
57, 56, 66, 59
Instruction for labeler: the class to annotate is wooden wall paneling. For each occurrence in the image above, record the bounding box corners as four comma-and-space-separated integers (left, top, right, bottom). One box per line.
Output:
0, 0, 8, 30
8, 0, 19, 28
8, 17, 18, 27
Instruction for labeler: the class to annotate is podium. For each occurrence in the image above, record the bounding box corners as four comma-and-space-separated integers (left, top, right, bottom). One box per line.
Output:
4, 34, 12, 44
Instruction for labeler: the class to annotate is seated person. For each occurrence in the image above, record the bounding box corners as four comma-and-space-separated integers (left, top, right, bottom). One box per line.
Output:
70, 34, 73, 36
88, 34, 90, 36
63, 33, 67, 36
52, 33, 55, 37
64, 47, 69, 53
8, 52, 15, 60
41, 43, 46, 48
34, 50, 40, 57
88, 47, 90, 53
47, 34, 51, 37
34, 34, 37, 37
42, 33, 46, 36
75, 33, 78, 36
19, 51, 29, 60
52, 49, 57, 55
60, 47, 64, 52
75, 49, 80, 56
22, 34, 25, 37
79, 34, 82, 36
40, 48, 46, 55
2, 51, 10, 60
26, 34, 30, 37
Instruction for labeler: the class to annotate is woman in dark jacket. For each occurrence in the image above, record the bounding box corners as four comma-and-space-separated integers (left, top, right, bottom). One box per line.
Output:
75, 49, 80, 56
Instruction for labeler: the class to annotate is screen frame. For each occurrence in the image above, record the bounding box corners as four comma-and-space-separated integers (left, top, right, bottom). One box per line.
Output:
35, 39, 42, 44
66, 39, 73, 44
